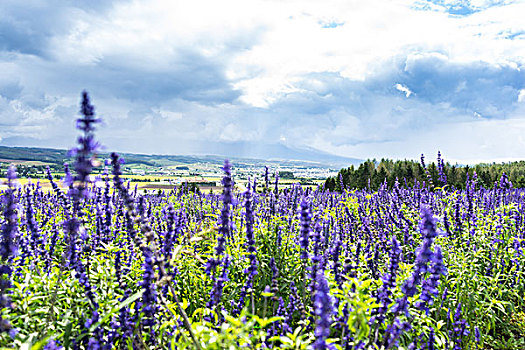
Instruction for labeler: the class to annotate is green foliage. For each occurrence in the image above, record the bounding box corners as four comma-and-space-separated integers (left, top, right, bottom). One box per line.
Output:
325, 157, 525, 191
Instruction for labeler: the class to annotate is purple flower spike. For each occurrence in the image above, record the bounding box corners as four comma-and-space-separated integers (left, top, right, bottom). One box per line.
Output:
419, 206, 438, 241
0, 165, 18, 335
428, 327, 435, 350
69, 91, 102, 202
395, 206, 442, 318
1, 166, 18, 261
218, 160, 233, 253
313, 268, 333, 350
206, 160, 233, 276
299, 198, 311, 261
499, 172, 512, 189
43, 340, 64, 350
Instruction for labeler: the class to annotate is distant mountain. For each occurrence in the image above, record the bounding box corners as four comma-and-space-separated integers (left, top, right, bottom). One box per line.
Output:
0, 146, 160, 167
0, 144, 362, 169
0, 146, 68, 163
182, 141, 362, 167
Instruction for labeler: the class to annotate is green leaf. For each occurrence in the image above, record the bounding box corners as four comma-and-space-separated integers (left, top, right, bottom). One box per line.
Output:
63, 322, 73, 349
75, 289, 144, 343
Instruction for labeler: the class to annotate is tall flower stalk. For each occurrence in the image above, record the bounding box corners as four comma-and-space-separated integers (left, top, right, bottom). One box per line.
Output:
0, 166, 18, 336
313, 268, 333, 350
64, 92, 103, 348
65, 91, 101, 268
236, 187, 257, 314
206, 160, 233, 315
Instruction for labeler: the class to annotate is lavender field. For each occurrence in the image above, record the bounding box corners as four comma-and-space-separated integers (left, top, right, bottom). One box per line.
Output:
0, 94, 524, 350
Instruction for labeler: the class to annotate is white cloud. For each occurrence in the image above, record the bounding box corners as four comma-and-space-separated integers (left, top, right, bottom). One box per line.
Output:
311, 116, 525, 164
518, 89, 525, 102
42, 0, 525, 107
395, 83, 414, 97
156, 109, 183, 121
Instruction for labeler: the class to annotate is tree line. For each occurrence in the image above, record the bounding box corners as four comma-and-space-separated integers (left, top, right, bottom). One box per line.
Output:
324, 154, 525, 191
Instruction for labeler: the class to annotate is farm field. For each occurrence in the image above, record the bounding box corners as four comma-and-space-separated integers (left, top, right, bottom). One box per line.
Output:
0, 176, 323, 196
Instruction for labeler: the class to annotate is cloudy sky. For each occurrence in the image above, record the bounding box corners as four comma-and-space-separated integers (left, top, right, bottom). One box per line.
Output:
1, 0, 525, 163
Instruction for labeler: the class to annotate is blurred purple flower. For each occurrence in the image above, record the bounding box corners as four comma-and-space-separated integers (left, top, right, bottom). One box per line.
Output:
312, 268, 333, 350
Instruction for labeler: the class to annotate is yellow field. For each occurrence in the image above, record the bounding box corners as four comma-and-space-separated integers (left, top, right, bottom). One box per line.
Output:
0, 174, 323, 193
